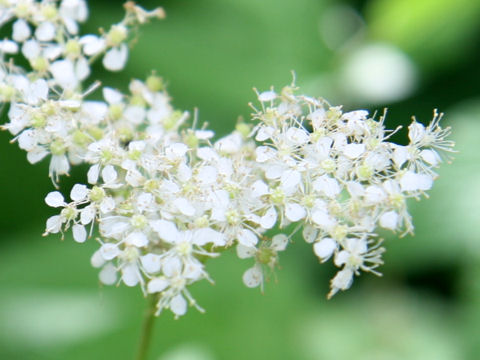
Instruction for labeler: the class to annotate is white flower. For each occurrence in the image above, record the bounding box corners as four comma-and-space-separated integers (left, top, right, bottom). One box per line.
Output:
334, 238, 368, 268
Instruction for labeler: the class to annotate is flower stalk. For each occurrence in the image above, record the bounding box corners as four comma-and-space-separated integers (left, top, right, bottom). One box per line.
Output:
135, 295, 158, 360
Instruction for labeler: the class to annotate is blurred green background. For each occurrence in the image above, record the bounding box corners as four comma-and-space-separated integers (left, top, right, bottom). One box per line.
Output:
1, 0, 480, 359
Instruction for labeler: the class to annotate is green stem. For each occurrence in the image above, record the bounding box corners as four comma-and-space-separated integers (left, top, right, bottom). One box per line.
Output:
135, 295, 158, 360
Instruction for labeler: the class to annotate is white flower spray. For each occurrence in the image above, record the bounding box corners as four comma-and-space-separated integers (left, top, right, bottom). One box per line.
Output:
0, 0, 454, 329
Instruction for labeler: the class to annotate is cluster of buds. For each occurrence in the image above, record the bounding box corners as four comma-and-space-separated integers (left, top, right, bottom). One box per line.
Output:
0, 1, 454, 317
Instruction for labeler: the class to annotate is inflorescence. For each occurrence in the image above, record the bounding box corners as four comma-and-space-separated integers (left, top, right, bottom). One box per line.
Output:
0, 0, 454, 317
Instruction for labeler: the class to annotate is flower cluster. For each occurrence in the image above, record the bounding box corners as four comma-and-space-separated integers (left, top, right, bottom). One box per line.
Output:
0, 1, 454, 317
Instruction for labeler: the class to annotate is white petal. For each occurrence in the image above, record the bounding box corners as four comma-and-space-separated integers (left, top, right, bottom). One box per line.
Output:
162, 257, 182, 277
330, 268, 354, 292
49, 155, 70, 177
45, 191, 65, 207
183, 261, 203, 280
90, 250, 105, 268
173, 198, 195, 217
101, 165, 117, 184
195, 130, 215, 140
103, 87, 123, 104
100, 218, 129, 238
286, 127, 309, 145
285, 203, 306, 222
242, 265, 262, 288
30, 79, 49, 102
150, 219, 179, 244
271, 234, 288, 251
408, 122, 426, 143
22, 39, 40, 59
312, 210, 336, 230
124, 106, 146, 125
346, 181, 364, 197
255, 146, 276, 162
302, 225, 318, 243
334, 250, 350, 267
420, 149, 441, 166
166, 143, 188, 159
313, 175, 341, 198
122, 264, 140, 287
237, 228, 258, 247
392, 145, 408, 168
100, 197, 115, 214
27, 148, 48, 164
364, 185, 386, 204
87, 164, 100, 184
280, 170, 301, 191
70, 184, 88, 201
35, 22, 56, 41
313, 238, 336, 261
44, 44, 62, 60
141, 254, 162, 274
255, 126, 274, 141
251, 180, 269, 197
308, 108, 326, 129
12, 19, 31, 42
80, 35, 105, 55
214, 158, 232, 177
194, 228, 226, 246
100, 243, 120, 261
45, 215, 63, 234
264, 164, 283, 179
343, 143, 365, 159
75, 56, 90, 81
236, 244, 256, 259
258, 90, 277, 102
380, 211, 399, 230
197, 147, 218, 161
126, 170, 144, 187
80, 205, 95, 225
260, 207, 277, 229
50, 59, 77, 88
342, 110, 368, 121
99, 263, 117, 285
197, 165, 217, 185
72, 224, 87, 243
0, 40, 18, 53
400, 171, 433, 192
103, 44, 128, 71
18, 130, 36, 150
215, 133, 242, 154
147, 277, 169, 293
170, 294, 187, 316
126, 231, 148, 247
347, 237, 367, 254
